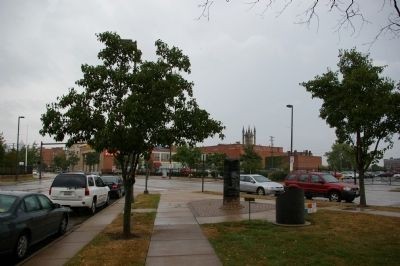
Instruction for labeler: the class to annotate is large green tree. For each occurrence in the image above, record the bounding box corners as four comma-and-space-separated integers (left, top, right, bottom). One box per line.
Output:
301, 48, 400, 207
40, 32, 224, 236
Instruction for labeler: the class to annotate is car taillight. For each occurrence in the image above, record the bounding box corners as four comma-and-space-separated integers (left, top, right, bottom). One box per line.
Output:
49, 187, 52, 195
85, 187, 90, 196
112, 184, 118, 189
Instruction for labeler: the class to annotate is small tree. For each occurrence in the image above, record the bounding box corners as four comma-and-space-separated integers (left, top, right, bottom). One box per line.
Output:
205, 153, 226, 177
325, 142, 355, 172
19, 143, 40, 168
40, 32, 224, 236
172, 145, 202, 169
53, 154, 69, 171
301, 48, 400, 207
241, 146, 262, 174
67, 151, 80, 171
85, 152, 100, 172
0, 133, 6, 166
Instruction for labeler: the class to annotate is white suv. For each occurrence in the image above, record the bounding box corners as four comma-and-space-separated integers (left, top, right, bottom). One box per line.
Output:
49, 172, 110, 214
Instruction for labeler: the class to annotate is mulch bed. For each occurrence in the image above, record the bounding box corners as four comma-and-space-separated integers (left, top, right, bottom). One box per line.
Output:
188, 199, 275, 217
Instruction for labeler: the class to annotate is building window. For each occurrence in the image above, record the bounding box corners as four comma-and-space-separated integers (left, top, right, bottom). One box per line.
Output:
161, 153, 170, 162
153, 153, 160, 161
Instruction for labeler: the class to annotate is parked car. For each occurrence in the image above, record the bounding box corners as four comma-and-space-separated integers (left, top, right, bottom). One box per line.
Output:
0, 191, 70, 259
239, 174, 284, 196
330, 171, 343, 179
100, 175, 125, 198
341, 171, 358, 180
284, 171, 359, 202
377, 172, 394, 177
49, 172, 110, 214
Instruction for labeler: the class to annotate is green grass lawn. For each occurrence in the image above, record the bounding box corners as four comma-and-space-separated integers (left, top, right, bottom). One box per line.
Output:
201, 210, 400, 266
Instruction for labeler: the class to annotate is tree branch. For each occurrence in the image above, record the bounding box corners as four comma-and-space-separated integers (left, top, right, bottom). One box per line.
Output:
197, 0, 400, 43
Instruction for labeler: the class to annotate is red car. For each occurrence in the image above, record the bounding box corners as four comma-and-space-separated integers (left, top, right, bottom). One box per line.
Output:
284, 171, 360, 202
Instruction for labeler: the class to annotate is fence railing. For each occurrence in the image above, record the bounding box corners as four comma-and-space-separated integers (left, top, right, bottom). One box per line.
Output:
0, 166, 33, 175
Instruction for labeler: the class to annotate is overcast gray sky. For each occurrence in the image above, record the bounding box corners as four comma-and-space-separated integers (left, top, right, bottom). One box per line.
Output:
1, 0, 399, 164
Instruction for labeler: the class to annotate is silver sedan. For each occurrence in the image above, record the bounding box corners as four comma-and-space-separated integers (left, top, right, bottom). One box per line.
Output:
240, 174, 284, 195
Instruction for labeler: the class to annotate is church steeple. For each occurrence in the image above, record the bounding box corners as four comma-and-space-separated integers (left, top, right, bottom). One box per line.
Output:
242, 126, 256, 146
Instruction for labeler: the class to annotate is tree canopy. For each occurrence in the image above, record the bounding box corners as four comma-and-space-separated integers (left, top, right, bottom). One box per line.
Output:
40, 32, 224, 236
172, 145, 202, 169
301, 48, 400, 206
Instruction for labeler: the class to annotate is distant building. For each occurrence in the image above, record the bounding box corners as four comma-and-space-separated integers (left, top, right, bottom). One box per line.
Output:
67, 144, 115, 173
42, 147, 65, 169
66, 144, 178, 174
200, 127, 322, 171
150, 146, 179, 170
384, 158, 400, 172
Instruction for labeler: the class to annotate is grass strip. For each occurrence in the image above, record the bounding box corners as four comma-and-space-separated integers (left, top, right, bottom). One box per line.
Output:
66, 193, 160, 266
201, 209, 400, 266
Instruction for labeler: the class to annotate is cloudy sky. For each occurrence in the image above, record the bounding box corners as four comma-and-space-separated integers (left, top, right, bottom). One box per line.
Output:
1, 0, 399, 164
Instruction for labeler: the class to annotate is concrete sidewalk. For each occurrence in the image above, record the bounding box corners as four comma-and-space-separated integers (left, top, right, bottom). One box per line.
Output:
146, 191, 223, 266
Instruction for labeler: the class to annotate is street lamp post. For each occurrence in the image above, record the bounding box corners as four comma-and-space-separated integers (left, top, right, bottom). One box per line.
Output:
201, 154, 206, 192
286, 105, 293, 171
16, 116, 25, 180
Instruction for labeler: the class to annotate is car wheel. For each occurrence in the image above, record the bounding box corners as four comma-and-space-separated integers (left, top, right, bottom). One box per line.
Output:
89, 199, 96, 214
256, 187, 265, 195
329, 191, 341, 202
58, 214, 69, 235
15, 233, 29, 259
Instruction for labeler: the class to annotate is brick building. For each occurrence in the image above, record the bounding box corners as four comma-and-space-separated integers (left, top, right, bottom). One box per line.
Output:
67, 144, 114, 173
41, 147, 65, 169
383, 158, 400, 172
199, 127, 322, 171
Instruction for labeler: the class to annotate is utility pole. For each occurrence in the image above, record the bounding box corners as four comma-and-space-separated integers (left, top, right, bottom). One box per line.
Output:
269, 136, 274, 169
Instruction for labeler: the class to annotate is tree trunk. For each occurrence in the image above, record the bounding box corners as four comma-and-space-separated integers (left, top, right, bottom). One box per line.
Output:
358, 168, 366, 207
123, 178, 133, 237
356, 131, 367, 207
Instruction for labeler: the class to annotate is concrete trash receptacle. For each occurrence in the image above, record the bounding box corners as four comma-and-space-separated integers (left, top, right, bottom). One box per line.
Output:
276, 186, 305, 225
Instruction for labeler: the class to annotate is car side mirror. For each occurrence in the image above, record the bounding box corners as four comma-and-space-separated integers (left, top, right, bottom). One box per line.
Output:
53, 203, 62, 209
319, 181, 325, 184
251, 180, 256, 184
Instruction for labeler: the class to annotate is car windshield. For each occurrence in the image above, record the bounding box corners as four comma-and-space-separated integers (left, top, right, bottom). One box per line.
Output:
253, 175, 271, 183
323, 174, 339, 183
52, 174, 86, 188
101, 176, 118, 183
0, 194, 18, 213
